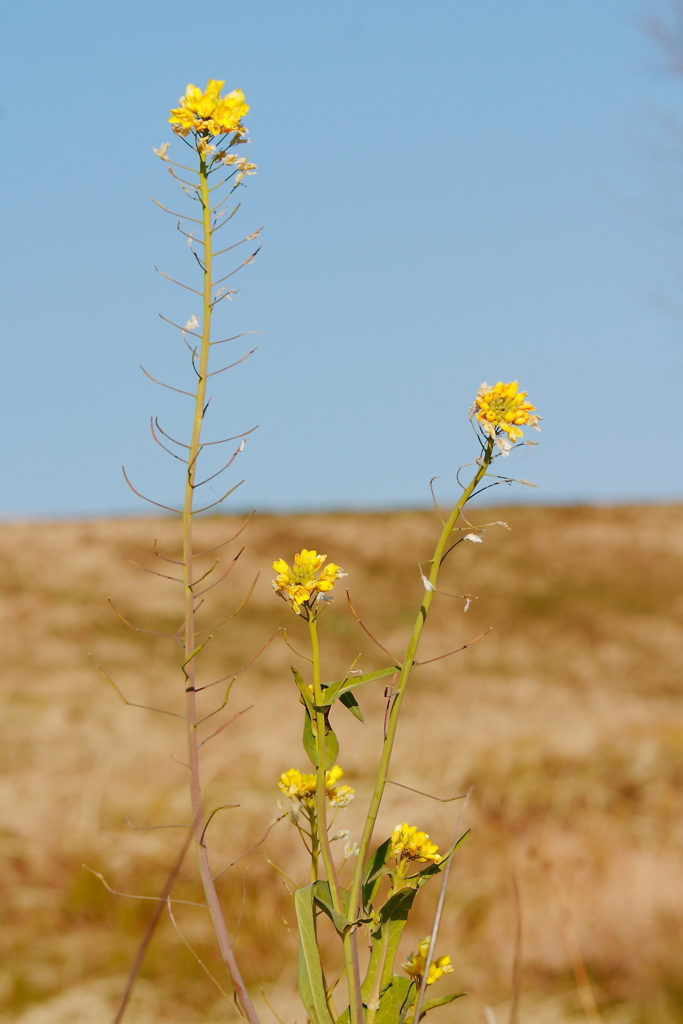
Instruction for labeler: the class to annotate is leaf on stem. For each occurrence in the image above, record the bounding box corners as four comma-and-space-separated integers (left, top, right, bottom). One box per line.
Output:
294, 885, 335, 1024
375, 977, 414, 1024
339, 691, 364, 723
292, 667, 315, 717
363, 889, 417, 999
319, 665, 401, 706
312, 880, 351, 936
303, 714, 339, 770
415, 992, 466, 1019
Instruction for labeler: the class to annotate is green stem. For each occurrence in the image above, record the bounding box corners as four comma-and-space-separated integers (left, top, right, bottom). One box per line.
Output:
310, 805, 319, 883
309, 616, 364, 1024
309, 618, 342, 904
182, 152, 261, 1024
347, 440, 494, 928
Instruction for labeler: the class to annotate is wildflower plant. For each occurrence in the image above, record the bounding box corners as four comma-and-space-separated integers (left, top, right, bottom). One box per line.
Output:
263, 381, 539, 1024
93, 77, 264, 1024
98, 78, 540, 1024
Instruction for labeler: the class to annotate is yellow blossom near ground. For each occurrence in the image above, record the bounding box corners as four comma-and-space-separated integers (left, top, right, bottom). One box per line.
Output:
272, 549, 346, 615
169, 79, 249, 137
403, 937, 454, 986
390, 822, 442, 867
472, 380, 540, 452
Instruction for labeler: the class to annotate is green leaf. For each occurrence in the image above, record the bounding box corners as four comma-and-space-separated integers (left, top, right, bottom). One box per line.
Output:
313, 880, 350, 936
378, 890, 416, 989
362, 888, 417, 1000
362, 938, 385, 1005
302, 713, 318, 767
322, 665, 401, 705
376, 887, 416, 927
294, 885, 334, 1024
339, 690, 365, 722
375, 977, 415, 1024
417, 993, 467, 1018
291, 667, 315, 718
362, 838, 392, 911
322, 724, 339, 769
298, 950, 316, 1024
303, 713, 339, 769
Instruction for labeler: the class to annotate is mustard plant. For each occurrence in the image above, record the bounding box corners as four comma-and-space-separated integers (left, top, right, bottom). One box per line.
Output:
96, 81, 540, 1024
269, 382, 539, 1024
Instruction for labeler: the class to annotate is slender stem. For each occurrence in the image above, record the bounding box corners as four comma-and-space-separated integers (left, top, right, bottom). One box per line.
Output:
182, 152, 261, 1024
310, 805, 319, 883
309, 618, 342, 904
347, 440, 495, 927
310, 617, 364, 1024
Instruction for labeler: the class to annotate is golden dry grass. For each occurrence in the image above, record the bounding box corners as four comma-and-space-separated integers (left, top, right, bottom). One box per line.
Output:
1, 505, 682, 1024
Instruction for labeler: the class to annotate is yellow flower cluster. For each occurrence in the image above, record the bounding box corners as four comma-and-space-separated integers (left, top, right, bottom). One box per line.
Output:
390, 823, 442, 866
169, 79, 249, 138
403, 937, 454, 986
278, 765, 355, 808
472, 380, 540, 453
272, 549, 346, 615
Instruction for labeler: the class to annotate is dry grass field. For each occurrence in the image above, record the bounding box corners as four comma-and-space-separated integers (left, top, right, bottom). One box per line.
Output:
1, 504, 682, 1024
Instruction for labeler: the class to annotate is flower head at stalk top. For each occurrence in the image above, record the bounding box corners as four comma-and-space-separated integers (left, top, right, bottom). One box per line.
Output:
403, 938, 454, 987
470, 380, 540, 455
272, 549, 346, 615
390, 823, 442, 867
169, 79, 249, 138
278, 765, 355, 808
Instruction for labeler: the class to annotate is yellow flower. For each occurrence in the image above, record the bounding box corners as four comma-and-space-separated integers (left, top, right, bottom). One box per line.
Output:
278, 765, 354, 808
272, 549, 346, 615
324, 765, 355, 807
471, 380, 540, 455
403, 937, 454, 986
278, 768, 316, 803
169, 80, 249, 138
328, 781, 355, 808
390, 823, 442, 867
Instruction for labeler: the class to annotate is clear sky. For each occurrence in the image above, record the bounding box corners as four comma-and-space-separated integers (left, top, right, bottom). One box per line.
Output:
2, 0, 682, 517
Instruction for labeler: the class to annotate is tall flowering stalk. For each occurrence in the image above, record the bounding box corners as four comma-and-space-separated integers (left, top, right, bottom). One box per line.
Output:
105, 78, 262, 1024
271, 384, 540, 1024
172, 82, 260, 1024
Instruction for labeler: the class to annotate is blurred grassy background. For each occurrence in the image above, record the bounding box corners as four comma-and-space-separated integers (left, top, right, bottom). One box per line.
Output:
1, 505, 682, 1024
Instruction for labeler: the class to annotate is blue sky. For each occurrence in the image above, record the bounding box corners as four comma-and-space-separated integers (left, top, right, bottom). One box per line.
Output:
2, 0, 682, 517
